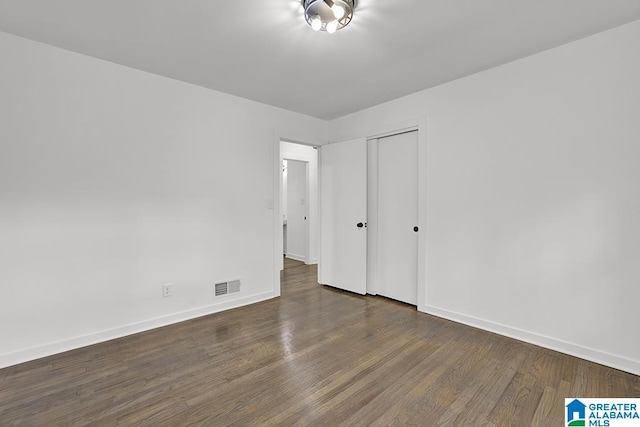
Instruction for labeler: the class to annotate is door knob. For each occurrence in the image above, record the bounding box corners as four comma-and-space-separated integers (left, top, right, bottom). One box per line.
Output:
357, 222, 364, 228
413, 226, 419, 232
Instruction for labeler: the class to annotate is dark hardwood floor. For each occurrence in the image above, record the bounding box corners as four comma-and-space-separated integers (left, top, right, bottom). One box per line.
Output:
1, 259, 638, 426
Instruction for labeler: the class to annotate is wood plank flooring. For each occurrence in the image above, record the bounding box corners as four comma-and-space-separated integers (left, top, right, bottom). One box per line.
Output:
1, 258, 638, 426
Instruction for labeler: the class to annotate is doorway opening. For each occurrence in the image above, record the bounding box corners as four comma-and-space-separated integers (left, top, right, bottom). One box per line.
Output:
280, 140, 319, 268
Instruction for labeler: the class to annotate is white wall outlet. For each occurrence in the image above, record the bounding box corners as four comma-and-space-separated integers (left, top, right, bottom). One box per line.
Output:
162, 283, 173, 298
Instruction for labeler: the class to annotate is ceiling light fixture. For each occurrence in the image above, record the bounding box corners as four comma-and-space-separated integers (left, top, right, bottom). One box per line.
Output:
303, 0, 355, 33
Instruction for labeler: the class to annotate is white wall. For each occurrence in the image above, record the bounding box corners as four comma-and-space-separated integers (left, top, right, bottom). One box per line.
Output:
281, 142, 319, 264
0, 31, 327, 368
329, 20, 640, 375
3, 17, 639, 374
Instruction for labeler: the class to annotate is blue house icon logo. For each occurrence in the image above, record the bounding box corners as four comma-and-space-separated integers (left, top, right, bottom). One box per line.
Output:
566, 399, 587, 426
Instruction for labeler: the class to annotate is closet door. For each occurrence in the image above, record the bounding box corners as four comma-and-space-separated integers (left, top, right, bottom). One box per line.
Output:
319, 138, 368, 295
377, 131, 418, 305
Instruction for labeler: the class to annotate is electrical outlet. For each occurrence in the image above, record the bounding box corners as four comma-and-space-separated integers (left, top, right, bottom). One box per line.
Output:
162, 283, 173, 298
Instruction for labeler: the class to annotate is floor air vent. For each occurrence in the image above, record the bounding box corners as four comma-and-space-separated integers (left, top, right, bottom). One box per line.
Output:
214, 279, 241, 297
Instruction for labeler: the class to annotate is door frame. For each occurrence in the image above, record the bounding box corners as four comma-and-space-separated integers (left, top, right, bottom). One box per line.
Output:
272, 131, 323, 297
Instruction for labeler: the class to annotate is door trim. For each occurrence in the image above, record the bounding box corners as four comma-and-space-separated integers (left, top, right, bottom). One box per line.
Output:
367, 126, 418, 141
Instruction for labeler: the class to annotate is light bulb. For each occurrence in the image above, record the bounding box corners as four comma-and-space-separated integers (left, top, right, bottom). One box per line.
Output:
326, 20, 338, 33
331, 4, 345, 20
311, 16, 322, 31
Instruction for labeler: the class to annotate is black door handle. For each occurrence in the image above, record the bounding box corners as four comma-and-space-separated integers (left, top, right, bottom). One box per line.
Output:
413, 226, 419, 232
357, 222, 364, 228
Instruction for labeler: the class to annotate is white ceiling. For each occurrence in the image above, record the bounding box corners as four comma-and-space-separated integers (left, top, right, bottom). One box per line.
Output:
1, 1, 639, 120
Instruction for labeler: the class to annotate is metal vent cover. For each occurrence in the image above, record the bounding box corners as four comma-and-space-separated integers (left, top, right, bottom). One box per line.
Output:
214, 282, 228, 296
214, 279, 241, 297
228, 279, 241, 294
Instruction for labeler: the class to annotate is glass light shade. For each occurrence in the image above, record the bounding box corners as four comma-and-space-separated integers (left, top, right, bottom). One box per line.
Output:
303, 0, 355, 33
331, 4, 345, 19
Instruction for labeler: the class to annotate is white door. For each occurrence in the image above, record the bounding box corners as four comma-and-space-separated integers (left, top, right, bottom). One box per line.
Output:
377, 131, 418, 304
285, 159, 308, 263
319, 138, 367, 295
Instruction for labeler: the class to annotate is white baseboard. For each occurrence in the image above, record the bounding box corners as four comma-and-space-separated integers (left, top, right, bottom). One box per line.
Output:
285, 253, 306, 262
0, 291, 276, 370
422, 305, 640, 376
